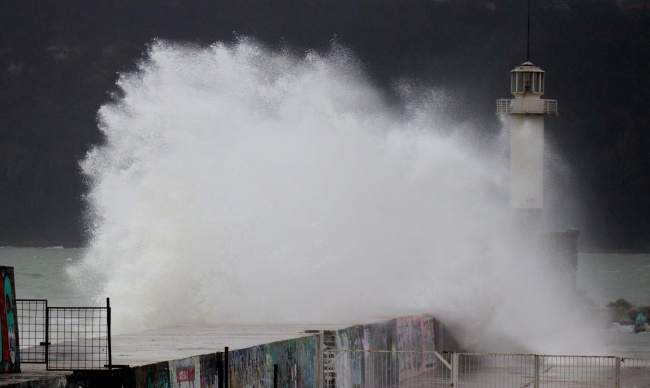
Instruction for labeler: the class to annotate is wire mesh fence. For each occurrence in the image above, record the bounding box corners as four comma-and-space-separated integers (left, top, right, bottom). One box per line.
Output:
47, 305, 111, 370
16, 298, 112, 371
324, 350, 650, 387
451, 353, 621, 387
324, 350, 450, 388
16, 299, 47, 363
620, 357, 650, 387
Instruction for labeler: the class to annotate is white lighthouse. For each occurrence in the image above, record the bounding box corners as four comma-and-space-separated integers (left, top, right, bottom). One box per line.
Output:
497, 61, 557, 223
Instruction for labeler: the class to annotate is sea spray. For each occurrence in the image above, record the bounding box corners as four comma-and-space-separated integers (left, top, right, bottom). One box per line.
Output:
70, 39, 603, 354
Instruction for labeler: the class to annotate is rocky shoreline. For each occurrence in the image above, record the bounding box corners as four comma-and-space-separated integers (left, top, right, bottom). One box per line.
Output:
607, 299, 650, 330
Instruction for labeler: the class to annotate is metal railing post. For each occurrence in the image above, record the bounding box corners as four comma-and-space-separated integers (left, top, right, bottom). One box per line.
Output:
317, 332, 324, 388
273, 363, 279, 388
615, 357, 621, 388
44, 301, 49, 367
451, 352, 459, 387
217, 352, 224, 388
107, 297, 112, 369
225, 346, 229, 388
534, 355, 540, 388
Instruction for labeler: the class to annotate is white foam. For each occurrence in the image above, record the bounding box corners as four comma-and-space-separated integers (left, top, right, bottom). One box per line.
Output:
70, 39, 604, 355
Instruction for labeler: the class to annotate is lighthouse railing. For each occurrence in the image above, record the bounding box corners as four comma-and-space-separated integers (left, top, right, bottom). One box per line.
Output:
497, 98, 558, 115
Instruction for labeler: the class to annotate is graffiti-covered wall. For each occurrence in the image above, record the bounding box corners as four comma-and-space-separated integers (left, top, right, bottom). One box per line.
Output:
330, 314, 458, 385
131, 336, 320, 388
229, 335, 321, 388
333, 314, 456, 352
0, 266, 19, 373
133, 353, 223, 388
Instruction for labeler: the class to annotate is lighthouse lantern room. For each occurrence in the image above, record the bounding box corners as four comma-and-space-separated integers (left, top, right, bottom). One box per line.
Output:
497, 61, 557, 116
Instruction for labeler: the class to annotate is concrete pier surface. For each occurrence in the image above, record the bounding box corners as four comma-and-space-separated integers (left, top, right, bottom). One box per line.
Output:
0, 365, 69, 387
110, 323, 352, 367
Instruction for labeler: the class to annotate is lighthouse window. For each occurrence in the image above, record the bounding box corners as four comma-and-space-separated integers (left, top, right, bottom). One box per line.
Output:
511, 69, 545, 94
531, 73, 539, 93
524, 72, 532, 92
532, 73, 537, 91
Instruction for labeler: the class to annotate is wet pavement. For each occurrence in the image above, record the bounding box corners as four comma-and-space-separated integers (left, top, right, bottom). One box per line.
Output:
110, 323, 350, 367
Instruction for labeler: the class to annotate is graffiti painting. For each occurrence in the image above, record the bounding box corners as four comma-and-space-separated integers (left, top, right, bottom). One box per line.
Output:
0, 266, 19, 373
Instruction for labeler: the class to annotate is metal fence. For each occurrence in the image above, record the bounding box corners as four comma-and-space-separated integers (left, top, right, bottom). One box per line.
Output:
324, 349, 447, 388
16, 299, 48, 363
16, 298, 112, 371
324, 349, 650, 387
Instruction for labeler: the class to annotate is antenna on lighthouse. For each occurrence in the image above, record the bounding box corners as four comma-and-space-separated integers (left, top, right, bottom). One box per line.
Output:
527, 0, 531, 60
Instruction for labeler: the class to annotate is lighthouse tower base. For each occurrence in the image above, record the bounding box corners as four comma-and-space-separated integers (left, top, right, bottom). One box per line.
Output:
509, 115, 544, 210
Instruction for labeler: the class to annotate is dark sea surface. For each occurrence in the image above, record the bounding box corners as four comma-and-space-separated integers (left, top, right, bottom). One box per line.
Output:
577, 253, 650, 307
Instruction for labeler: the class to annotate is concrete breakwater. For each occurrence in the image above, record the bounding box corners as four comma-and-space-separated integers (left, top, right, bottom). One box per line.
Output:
130, 314, 455, 387
17, 314, 455, 387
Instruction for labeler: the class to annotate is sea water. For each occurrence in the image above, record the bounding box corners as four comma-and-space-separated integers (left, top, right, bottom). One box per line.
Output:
2, 247, 648, 310
0, 246, 88, 306
577, 253, 650, 307
2, 248, 650, 355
